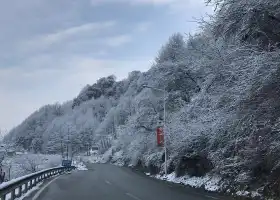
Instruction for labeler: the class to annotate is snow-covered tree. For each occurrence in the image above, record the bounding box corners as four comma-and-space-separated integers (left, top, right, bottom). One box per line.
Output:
156, 33, 187, 64
209, 0, 280, 49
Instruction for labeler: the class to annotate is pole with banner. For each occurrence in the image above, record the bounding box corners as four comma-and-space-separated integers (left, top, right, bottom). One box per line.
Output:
143, 85, 167, 176
156, 126, 164, 147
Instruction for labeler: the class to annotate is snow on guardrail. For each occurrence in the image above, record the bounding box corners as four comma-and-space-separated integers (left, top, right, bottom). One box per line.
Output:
0, 166, 63, 190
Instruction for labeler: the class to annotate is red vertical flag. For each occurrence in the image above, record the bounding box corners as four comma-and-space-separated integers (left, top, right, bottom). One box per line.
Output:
156, 127, 164, 147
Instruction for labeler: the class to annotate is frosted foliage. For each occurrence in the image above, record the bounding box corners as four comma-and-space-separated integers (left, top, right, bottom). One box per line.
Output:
4, 3, 280, 197
156, 33, 187, 64
210, 0, 280, 48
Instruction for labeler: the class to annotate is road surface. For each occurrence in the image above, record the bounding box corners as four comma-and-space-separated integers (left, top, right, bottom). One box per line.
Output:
33, 164, 230, 200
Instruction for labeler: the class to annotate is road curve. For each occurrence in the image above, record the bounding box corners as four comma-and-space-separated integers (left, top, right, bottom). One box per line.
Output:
34, 164, 231, 200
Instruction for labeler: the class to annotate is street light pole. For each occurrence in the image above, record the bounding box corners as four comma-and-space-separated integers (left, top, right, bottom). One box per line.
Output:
163, 89, 167, 176
114, 112, 117, 139
143, 85, 168, 176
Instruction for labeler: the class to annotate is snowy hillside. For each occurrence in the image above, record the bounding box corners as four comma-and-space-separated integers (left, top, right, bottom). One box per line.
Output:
4, 0, 280, 199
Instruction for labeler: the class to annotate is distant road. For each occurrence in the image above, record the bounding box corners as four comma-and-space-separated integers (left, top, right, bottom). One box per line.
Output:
33, 164, 231, 200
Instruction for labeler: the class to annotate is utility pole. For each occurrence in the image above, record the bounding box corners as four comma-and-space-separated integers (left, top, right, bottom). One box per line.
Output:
114, 113, 117, 139
142, 85, 168, 176
66, 126, 69, 160
163, 89, 167, 176
60, 136, 64, 159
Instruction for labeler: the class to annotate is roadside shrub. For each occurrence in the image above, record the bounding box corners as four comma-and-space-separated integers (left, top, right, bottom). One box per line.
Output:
175, 154, 213, 177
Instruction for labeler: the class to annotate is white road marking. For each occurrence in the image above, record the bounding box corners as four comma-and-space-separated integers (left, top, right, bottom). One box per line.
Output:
105, 180, 112, 185
32, 175, 61, 200
204, 195, 220, 200
192, 191, 220, 200
125, 193, 142, 200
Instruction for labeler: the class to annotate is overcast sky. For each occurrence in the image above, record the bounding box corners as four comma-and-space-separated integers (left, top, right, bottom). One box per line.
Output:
0, 0, 212, 131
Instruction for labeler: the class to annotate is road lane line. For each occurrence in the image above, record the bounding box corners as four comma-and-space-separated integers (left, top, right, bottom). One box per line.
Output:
204, 195, 220, 200
32, 175, 61, 200
125, 193, 142, 200
105, 180, 112, 185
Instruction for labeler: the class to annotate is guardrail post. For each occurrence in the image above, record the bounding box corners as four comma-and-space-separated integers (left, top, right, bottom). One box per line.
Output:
0, 194, 5, 200
11, 189, 16, 200
19, 185, 22, 197
24, 182, 28, 193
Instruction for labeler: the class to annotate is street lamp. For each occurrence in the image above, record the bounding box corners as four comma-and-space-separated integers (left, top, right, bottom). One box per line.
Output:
142, 85, 168, 176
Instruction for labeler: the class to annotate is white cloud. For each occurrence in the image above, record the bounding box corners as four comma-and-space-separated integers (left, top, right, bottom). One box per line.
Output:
20, 21, 116, 52
102, 34, 132, 47
90, 0, 176, 6
95, 50, 108, 56
135, 22, 152, 32
42, 21, 115, 43
168, 0, 212, 14
90, 0, 213, 17
90, 0, 209, 8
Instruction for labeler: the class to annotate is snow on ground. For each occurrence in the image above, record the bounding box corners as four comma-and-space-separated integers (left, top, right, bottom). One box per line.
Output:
152, 172, 261, 199
251, 191, 262, 198
72, 160, 88, 171
235, 190, 263, 199
111, 150, 125, 166
80, 151, 125, 167
79, 155, 102, 164
236, 190, 250, 197
100, 148, 113, 163
153, 172, 222, 192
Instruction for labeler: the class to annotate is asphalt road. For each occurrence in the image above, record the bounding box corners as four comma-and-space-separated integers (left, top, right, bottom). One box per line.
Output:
34, 164, 231, 200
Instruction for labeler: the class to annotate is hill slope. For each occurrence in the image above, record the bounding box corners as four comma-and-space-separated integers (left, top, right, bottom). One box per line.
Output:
5, 0, 280, 198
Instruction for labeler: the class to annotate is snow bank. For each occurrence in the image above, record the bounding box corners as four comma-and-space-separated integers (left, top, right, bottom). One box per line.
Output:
235, 190, 262, 199
100, 148, 113, 163
80, 155, 102, 164
153, 172, 222, 192
236, 190, 250, 197
72, 160, 88, 171
251, 191, 262, 198
81, 148, 114, 165
111, 150, 125, 166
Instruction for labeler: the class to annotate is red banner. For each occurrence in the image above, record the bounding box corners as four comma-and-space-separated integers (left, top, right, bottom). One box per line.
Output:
156, 127, 164, 147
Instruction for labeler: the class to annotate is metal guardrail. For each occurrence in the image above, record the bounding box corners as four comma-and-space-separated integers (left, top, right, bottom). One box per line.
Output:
0, 166, 75, 200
